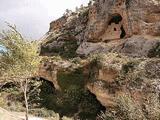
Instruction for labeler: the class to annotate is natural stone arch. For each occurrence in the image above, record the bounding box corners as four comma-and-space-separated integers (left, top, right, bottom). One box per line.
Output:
108, 14, 122, 25
100, 13, 126, 41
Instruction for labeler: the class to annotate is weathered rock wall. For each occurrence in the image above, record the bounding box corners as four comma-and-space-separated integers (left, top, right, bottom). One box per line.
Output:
82, 0, 160, 55
38, 0, 160, 114
40, 0, 160, 57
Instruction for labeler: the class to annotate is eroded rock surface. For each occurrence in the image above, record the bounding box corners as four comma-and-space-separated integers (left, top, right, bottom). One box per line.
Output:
38, 0, 160, 112
40, 0, 160, 57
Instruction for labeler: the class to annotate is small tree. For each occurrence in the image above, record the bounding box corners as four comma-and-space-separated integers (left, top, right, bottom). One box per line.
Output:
0, 23, 40, 120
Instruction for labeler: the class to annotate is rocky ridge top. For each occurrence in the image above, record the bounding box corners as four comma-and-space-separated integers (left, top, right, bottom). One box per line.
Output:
40, 0, 160, 58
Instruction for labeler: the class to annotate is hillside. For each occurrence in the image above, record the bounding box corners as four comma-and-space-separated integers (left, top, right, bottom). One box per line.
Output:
0, 0, 160, 120
38, 0, 160, 119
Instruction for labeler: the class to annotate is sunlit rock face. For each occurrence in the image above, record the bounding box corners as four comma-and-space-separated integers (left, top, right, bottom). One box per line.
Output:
38, 54, 160, 108
85, 0, 160, 42
85, 0, 130, 42
40, 0, 160, 57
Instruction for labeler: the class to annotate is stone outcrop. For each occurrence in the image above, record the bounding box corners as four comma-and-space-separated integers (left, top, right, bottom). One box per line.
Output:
38, 0, 160, 111
39, 7, 89, 57
38, 58, 72, 90
86, 54, 160, 107
114, 36, 160, 57
38, 53, 160, 108
77, 36, 160, 57
40, 0, 160, 57
85, 0, 160, 42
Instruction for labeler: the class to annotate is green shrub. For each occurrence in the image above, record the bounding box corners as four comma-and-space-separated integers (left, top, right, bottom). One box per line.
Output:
57, 68, 84, 91
148, 42, 160, 58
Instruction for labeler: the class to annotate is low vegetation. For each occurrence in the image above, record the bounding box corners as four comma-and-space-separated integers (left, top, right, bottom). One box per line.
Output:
88, 53, 160, 120
99, 93, 160, 120
0, 24, 40, 120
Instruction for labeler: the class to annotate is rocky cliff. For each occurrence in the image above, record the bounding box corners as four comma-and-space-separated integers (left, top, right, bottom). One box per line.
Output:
39, 0, 160, 119
40, 0, 160, 57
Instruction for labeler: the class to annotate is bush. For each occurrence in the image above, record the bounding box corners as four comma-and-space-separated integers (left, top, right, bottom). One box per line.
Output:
29, 108, 57, 117
116, 94, 146, 120
0, 23, 40, 80
99, 93, 160, 120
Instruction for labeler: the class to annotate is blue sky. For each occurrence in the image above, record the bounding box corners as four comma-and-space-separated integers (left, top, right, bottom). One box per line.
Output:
0, 0, 89, 40
0, 46, 3, 51
0, 45, 6, 52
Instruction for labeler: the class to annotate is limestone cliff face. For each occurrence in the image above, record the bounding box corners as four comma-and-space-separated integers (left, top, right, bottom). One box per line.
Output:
86, 54, 160, 107
39, 0, 160, 109
40, 0, 160, 57
86, 0, 160, 41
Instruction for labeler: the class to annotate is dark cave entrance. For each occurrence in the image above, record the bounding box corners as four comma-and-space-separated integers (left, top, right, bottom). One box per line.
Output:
108, 14, 126, 39
76, 90, 106, 120
31, 77, 106, 120
120, 25, 126, 38
108, 14, 122, 25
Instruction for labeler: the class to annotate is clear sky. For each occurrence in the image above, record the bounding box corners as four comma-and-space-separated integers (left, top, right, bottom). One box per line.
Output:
0, 0, 89, 40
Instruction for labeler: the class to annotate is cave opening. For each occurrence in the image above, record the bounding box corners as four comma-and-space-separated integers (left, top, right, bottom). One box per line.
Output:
108, 14, 122, 25
120, 25, 126, 38
34, 77, 106, 120
107, 14, 126, 39
76, 90, 106, 120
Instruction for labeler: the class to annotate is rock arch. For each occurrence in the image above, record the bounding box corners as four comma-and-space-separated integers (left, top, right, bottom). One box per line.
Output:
108, 14, 122, 25
100, 13, 126, 41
